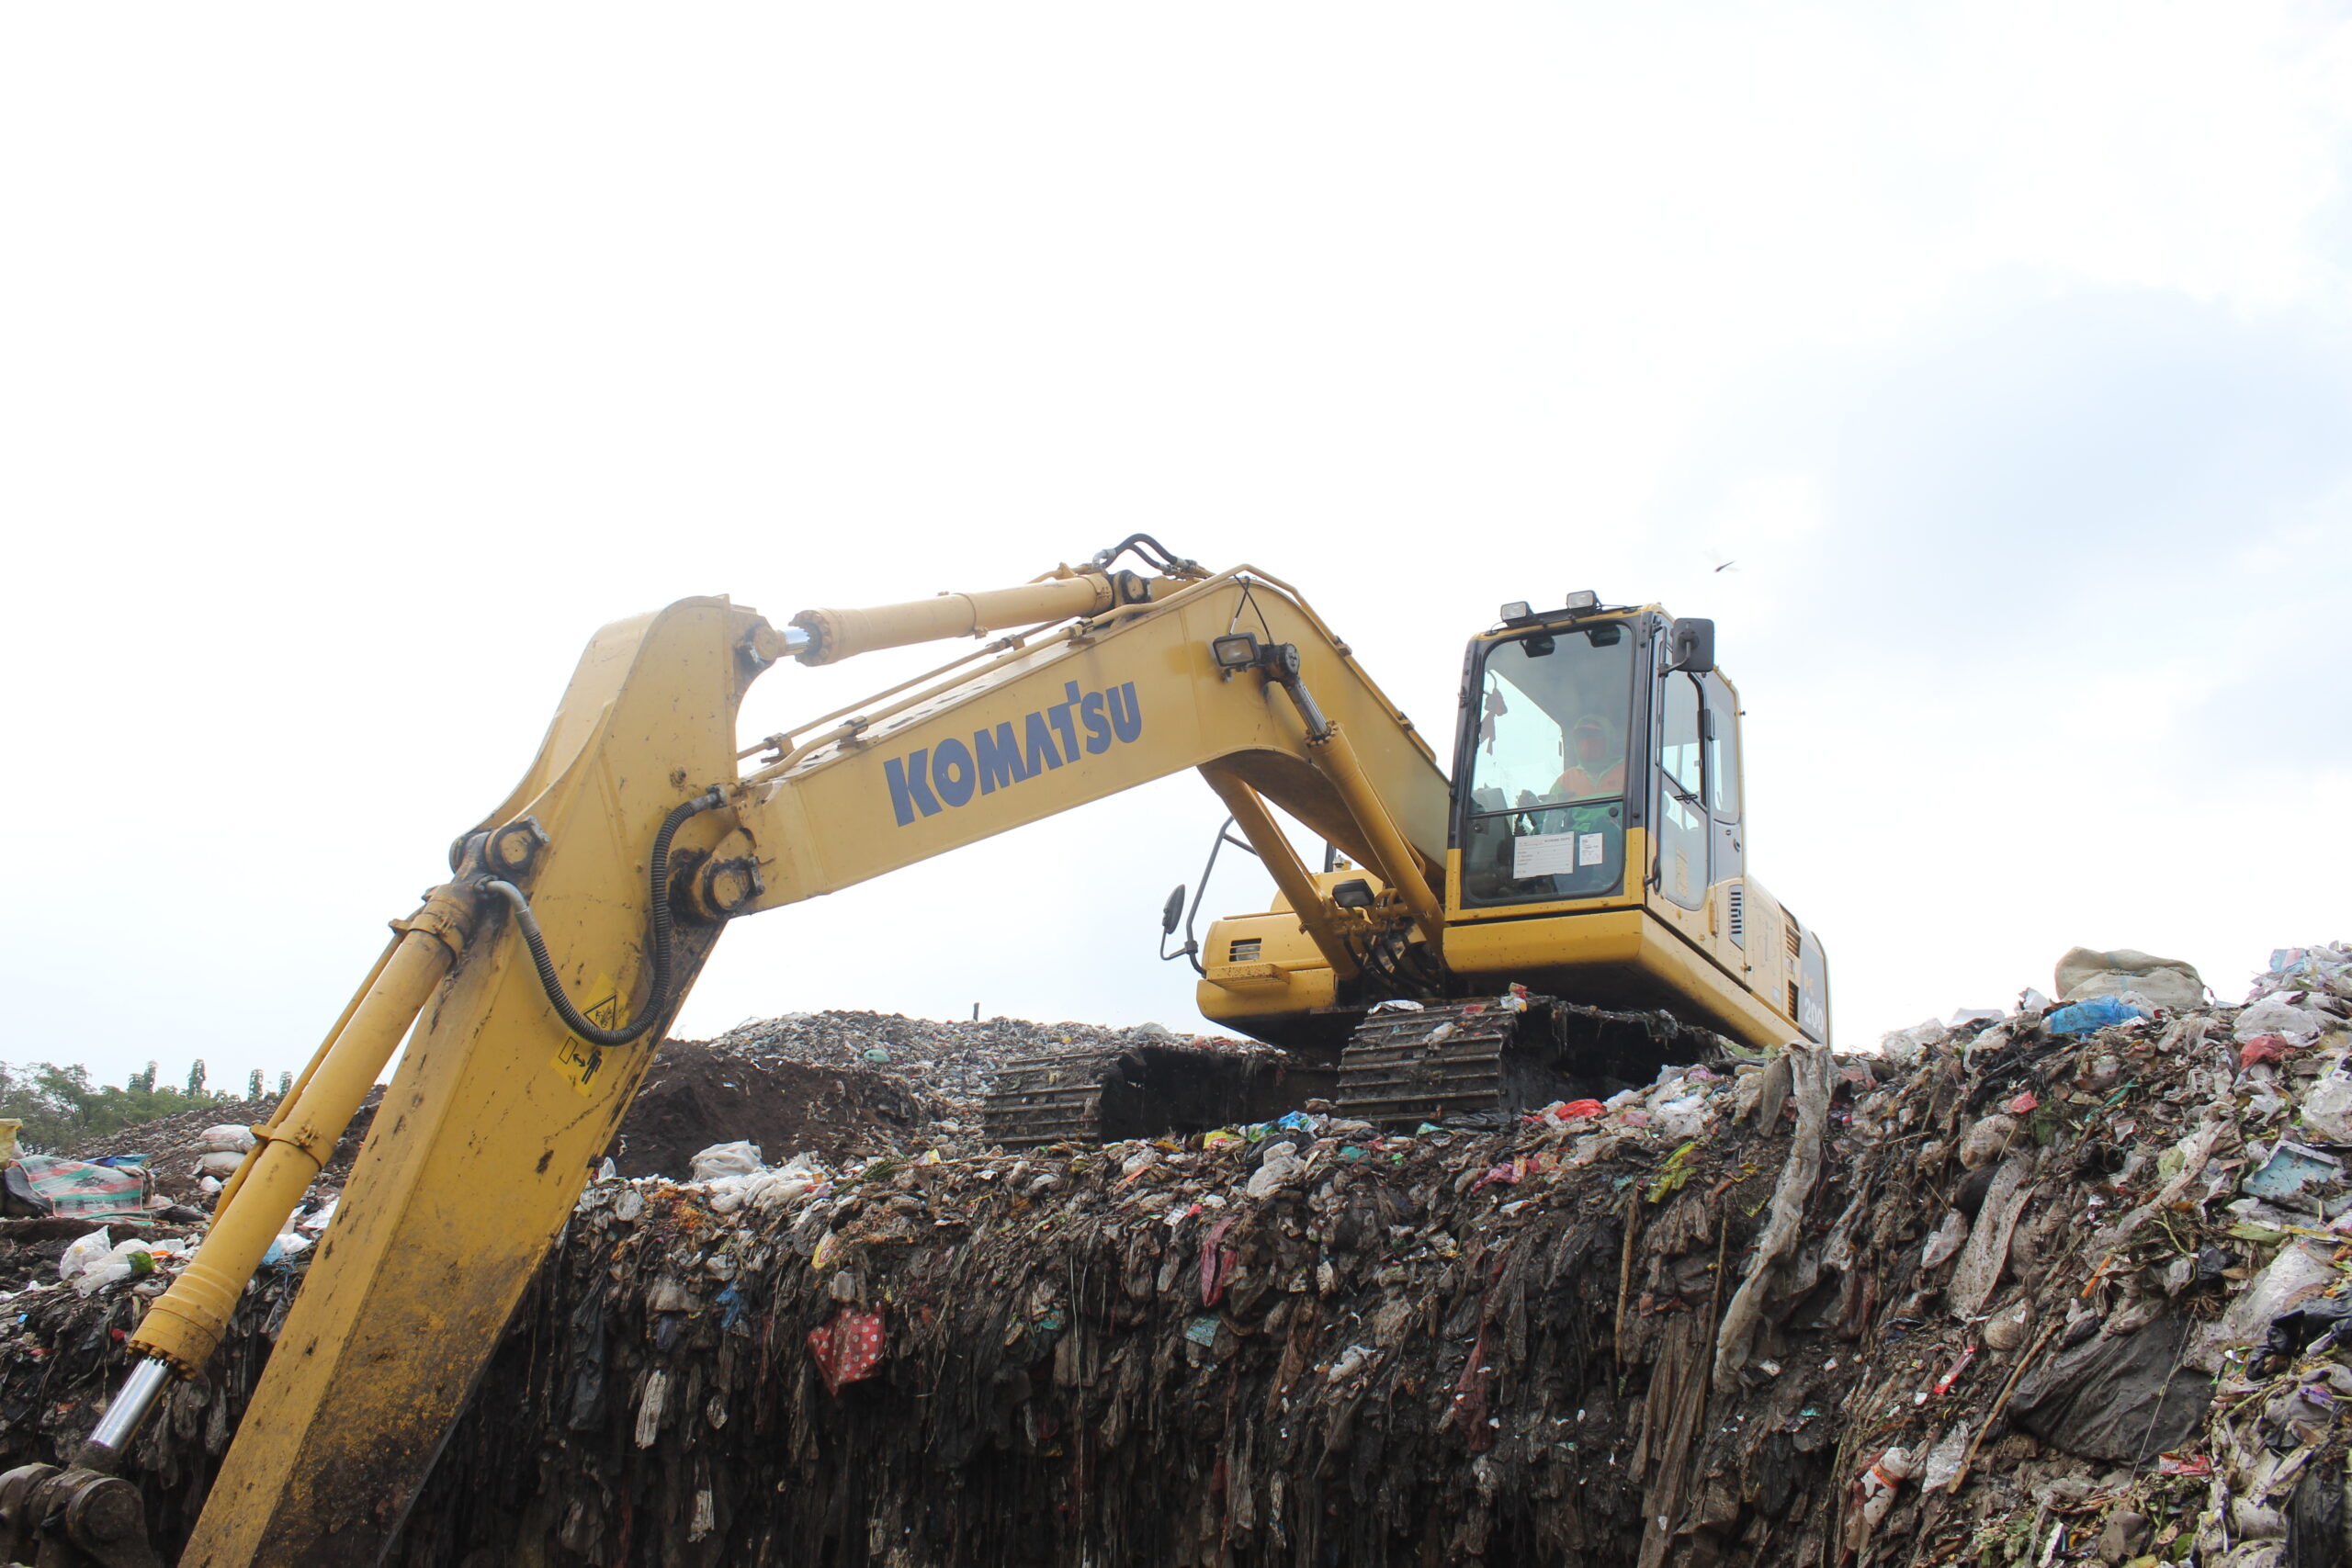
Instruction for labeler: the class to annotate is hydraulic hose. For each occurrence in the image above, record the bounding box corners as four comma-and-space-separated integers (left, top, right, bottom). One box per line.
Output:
485, 788, 723, 1046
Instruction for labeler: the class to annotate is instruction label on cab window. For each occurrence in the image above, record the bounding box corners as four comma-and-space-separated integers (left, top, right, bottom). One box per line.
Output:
552, 975, 622, 1097
1513, 833, 1577, 878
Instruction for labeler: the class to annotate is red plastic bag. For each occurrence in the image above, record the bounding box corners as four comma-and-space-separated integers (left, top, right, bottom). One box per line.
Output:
2240, 1034, 2295, 1069
808, 1308, 885, 1395
1199, 1217, 1238, 1306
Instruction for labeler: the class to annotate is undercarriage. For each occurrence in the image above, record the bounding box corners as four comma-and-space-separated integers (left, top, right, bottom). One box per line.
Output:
978, 994, 1733, 1146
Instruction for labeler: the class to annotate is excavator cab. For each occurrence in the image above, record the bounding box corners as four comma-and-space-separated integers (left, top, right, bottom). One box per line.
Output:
1456, 603, 1645, 908
1456, 597, 1724, 915
1439, 594, 1829, 1053
1189, 592, 1827, 1110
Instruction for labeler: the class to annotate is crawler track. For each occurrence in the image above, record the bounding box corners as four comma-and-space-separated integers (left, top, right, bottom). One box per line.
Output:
979, 996, 1735, 1146
979, 1042, 1336, 1149
1336, 995, 1731, 1128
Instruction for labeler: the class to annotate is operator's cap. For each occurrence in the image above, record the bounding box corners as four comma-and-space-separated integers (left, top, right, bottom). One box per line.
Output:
1571, 715, 1608, 740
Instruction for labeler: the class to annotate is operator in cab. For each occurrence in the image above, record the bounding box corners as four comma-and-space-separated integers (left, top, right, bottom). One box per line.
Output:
1553, 713, 1623, 801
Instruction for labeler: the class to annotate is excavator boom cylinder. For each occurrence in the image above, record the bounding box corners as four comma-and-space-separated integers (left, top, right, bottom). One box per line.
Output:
787, 570, 1114, 664
125, 894, 467, 1382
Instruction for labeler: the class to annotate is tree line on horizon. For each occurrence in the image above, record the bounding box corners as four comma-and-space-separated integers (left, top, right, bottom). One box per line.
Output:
0, 1058, 294, 1154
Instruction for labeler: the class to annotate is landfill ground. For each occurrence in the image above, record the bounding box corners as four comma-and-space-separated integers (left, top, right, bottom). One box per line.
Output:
7, 952, 2352, 1567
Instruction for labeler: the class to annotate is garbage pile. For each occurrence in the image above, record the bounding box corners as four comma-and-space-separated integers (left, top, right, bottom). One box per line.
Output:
54, 1089, 380, 1203
9, 951, 2352, 1566
696, 1009, 1267, 1114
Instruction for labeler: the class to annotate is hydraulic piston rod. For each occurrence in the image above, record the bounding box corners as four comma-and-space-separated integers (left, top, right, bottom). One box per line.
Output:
78, 882, 475, 1472
783, 569, 1116, 665
1260, 654, 1448, 956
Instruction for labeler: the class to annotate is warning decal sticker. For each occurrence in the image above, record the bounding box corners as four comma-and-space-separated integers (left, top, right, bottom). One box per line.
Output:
551, 974, 622, 1097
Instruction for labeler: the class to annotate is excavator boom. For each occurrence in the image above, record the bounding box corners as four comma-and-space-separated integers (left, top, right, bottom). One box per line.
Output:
24, 558, 1460, 1567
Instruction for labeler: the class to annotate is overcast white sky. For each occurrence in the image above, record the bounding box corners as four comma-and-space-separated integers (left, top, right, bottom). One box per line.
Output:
5, 4, 2350, 1090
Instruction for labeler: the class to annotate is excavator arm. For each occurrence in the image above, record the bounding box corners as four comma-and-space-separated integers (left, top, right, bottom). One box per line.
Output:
727, 564, 1449, 953
10, 550, 1453, 1567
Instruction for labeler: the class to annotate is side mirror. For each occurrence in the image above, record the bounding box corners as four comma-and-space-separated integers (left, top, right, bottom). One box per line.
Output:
1160, 885, 1186, 936
1668, 617, 1714, 674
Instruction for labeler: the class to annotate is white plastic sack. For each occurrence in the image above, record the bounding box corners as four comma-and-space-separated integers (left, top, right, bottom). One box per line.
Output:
2193, 1240, 2339, 1372
2237, 997, 2331, 1045
688, 1141, 763, 1182
742, 1169, 817, 1212
74, 1260, 134, 1297
1918, 1424, 1972, 1493
1730, 1067, 1767, 1122
1920, 1210, 1970, 1269
198, 1150, 247, 1178
198, 1125, 256, 1154
1984, 1299, 2034, 1350
1653, 1095, 1715, 1142
2303, 1057, 2352, 1142
1880, 1019, 1947, 1066
1956, 1114, 2018, 1169
57, 1228, 113, 1282
70, 1238, 155, 1298
1567, 1134, 1615, 1166
262, 1230, 311, 1265
1248, 1152, 1306, 1199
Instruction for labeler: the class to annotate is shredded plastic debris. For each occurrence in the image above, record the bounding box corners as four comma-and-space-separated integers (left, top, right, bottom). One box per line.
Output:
6, 953, 2352, 1564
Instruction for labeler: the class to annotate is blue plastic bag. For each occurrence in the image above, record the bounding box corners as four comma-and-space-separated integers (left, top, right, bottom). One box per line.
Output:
2045, 995, 2149, 1035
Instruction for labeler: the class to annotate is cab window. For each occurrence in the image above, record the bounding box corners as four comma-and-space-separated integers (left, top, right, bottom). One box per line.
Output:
1703, 675, 1740, 821
1460, 625, 1634, 907
1657, 673, 1707, 908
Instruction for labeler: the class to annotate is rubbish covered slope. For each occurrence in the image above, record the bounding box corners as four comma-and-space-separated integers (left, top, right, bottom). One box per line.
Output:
9, 957, 2352, 1565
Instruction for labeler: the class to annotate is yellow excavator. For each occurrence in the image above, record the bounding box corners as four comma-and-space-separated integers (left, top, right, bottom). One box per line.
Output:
0, 538, 1826, 1567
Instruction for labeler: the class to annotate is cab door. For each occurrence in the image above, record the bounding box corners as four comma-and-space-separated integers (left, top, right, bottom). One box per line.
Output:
1702, 673, 1743, 898
1652, 663, 1747, 970
1653, 669, 1709, 913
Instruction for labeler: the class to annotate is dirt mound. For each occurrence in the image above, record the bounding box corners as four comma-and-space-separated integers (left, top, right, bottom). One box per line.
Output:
60, 1094, 278, 1180
699, 1008, 1263, 1110
36, 1011, 1236, 1195
60, 1090, 383, 1200
605, 1041, 941, 1175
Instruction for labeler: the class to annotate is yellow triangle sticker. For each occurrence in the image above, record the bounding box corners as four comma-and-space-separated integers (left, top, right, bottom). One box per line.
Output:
552, 972, 623, 1097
